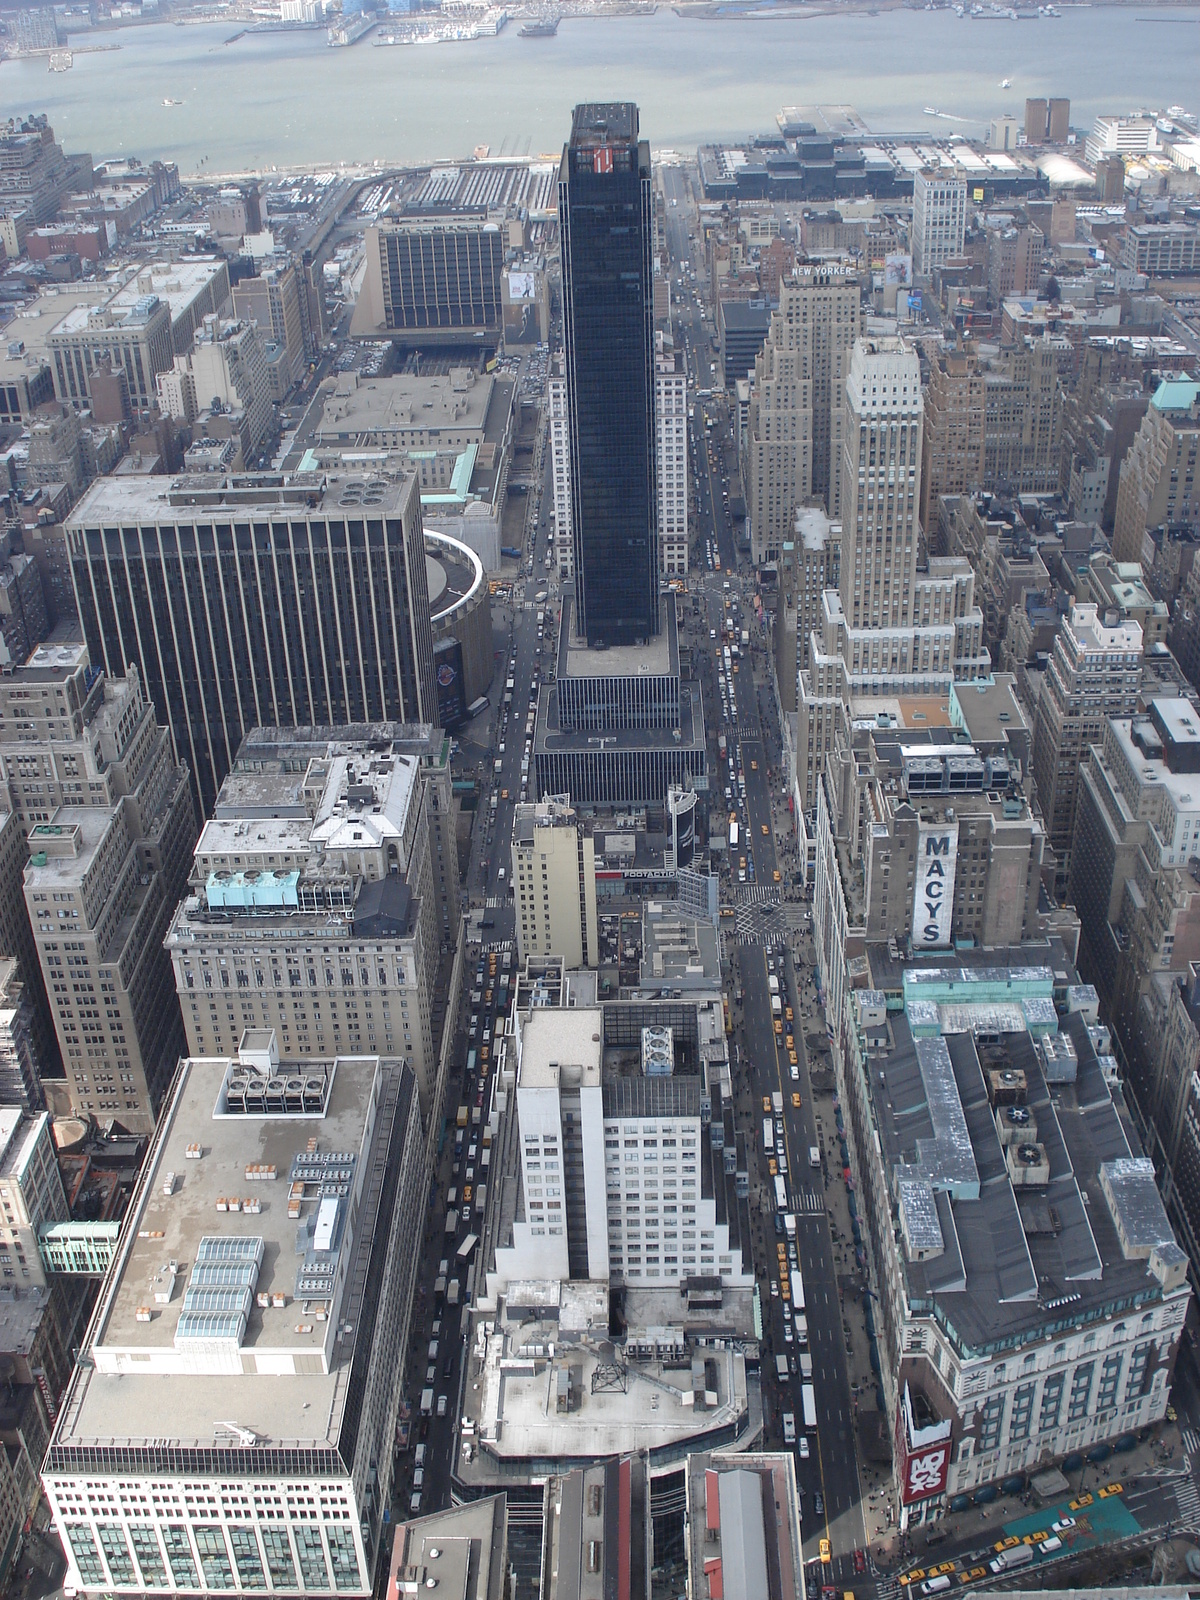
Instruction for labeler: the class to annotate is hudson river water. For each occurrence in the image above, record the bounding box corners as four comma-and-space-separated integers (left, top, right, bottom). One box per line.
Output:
1, 6, 1198, 175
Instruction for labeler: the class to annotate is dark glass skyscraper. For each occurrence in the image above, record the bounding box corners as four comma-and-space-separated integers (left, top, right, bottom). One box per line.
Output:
559, 102, 659, 648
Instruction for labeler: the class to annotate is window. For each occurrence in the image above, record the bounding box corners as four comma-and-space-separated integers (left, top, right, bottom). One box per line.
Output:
229, 1527, 267, 1589
326, 1526, 361, 1592
1010, 1383, 1035, 1442
129, 1526, 168, 1587
1068, 1362, 1094, 1423
1125, 1341, 1152, 1403
1098, 1352, 1123, 1413
978, 1393, 1005, 1453
294, 1528, 331, 1590
162, 1526, 200, 1588
260, 1529, 299, 1589
1038, 1372, 1064, 1434
194, 1527, 234, 1589
67, 1526, 105, 1586
98, 1525, 136, 1586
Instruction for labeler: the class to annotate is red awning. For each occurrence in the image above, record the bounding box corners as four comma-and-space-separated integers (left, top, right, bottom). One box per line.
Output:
704, 1557, 724, 1599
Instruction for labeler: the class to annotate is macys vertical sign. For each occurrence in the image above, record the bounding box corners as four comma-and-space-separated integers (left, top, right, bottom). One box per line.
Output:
912, 821, 958, 949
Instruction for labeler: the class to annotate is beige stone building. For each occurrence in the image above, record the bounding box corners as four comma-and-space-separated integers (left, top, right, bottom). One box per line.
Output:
165, 726, 456, 1124
511, 794, 598, 969
1113, 379, 1200, 566
919, 342, 987, 537
747, 262, 860, 563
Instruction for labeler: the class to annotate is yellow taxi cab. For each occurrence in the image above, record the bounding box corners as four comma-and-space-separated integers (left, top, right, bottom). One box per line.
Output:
819, 1540, 832, 1565
1098, 1483, 1122, 1499
1069, 1492, 1094, 1512
763, 1095, 772, 1113
780, 1279, 791, 1302
785, 1005, 794, 1022
789, 1050, 799, 1066
462, 1185, 473, 1204
774, 1019, 783, 1035
960, 1568, 987, 1583
774, 869, 782, 882
761, 823, 769, 836
751, 759, 759, 771
930, 1562, 956, 1576
898, 1571, 924, 1587
768, 1158, 778, 1176
785, 1034, 795, 1051
993, 1537, 1019, 1554
501, 788, 509, 800
792, 1092, 802, 1108
480, 1045, 489, 1061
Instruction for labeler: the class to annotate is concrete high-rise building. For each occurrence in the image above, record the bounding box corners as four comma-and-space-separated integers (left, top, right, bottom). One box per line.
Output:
1031, 603, 1143, 882
1071, 699, 1200, 1039
0, 959, 45, 1109
839, 337, 922, 631
232, 261, 310, 386
0, 810, 57, 1098
1113, 380, 1200, 566
911, 171, 967, 277
352, 221, 504, 351
0, 115, 71, 226
0, 1107, 68, 1288
919, 342, 986, 536
795, 337, 990, 814
558, 103, 658, 647
656, 338, 688, 576
156, 316, 274, 459
67, 470, 437, 816
42, 1036, 426, 1599
22, 662, 196, 1133
165, 725, 455, 1125
986, 222, 1043, 304
747, 261, 860, 564
1048, 97, 1071, 143
491, 1000, 752, 1292
1024, 97, 1049, 145
511, 794, 597, 969
983, 335, 1067, 495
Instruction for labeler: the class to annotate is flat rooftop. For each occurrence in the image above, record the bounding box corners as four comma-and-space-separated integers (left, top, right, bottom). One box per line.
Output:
558, 587, 673, 679
66, 468, 418, 528
0, 285, 109, 381
52, 1049, 407, 1456
316, 369, 498, 440
516, 1008, 603, 1090
50, 258, 228, 337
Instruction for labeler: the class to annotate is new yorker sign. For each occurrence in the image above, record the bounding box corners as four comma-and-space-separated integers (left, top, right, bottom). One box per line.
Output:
912, 821, 958, 950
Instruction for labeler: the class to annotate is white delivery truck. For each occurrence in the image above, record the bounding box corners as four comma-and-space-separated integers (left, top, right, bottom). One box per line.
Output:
801, 1383, 817, 1431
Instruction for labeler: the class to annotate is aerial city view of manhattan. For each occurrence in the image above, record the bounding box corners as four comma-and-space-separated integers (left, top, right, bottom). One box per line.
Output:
1, 0, 1200, 1595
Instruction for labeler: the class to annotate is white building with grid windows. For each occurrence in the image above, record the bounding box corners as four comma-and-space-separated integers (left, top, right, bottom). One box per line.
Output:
41, 1033, 425, 1597
656, 341, 689, 576
491, 1003, 752, 1291
912, 171, 967, 277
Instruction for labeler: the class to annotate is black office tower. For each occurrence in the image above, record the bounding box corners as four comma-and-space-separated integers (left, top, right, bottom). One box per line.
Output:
559, 102, 659, 648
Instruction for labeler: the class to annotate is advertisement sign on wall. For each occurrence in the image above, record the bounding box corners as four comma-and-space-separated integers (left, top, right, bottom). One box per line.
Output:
912, 821, 959, 949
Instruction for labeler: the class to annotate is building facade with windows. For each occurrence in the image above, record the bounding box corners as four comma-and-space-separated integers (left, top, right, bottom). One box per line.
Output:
511, 795, 597, 970
911, 172, 967, 277
558, 103, 659, 648
66, 470, 437, 817
41, 1036, 425, 1598
164, 726, 453, 1125
806, 923, 1189, 1526
0, 1106, 68, 1287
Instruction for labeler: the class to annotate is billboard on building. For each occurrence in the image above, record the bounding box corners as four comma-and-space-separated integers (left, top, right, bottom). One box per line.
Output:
912, 821, 958, 949
434, 637, 466, 728
884, 253, 913, 287
895, 1382, 953, 1506
507, 270, 537, 302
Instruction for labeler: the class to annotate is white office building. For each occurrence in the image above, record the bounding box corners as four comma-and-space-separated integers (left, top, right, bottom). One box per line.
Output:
912, 172, 967, 277
656, 341, 689, 576
42, 1033, 425, 1597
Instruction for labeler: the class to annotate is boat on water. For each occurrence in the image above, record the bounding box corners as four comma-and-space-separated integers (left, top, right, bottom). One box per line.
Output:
520, 16, 559, 36
923, 106, 939, 116
162, 97, 182, 106
1000, 77, 1011, 88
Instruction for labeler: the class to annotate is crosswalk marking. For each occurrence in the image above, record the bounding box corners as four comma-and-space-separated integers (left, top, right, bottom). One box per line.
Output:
736, 884, 781, 907
485, 896, 502, 908
1175, 1475, 1200, 1526
794, 1188, 825, 1214
875, 1579, 900, 1600
1184, 1427, 1200, 1457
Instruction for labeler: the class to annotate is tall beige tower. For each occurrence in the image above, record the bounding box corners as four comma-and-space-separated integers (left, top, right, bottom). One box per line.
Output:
747, 261, 860, 563
838, 337, 923, 631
